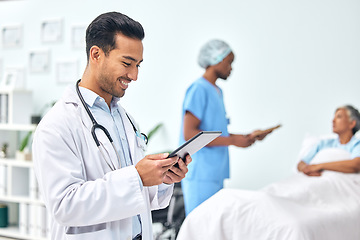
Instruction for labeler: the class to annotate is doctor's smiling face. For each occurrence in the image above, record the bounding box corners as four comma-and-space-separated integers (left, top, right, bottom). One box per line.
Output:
82, 12, 145, 105
96, 33, 143, 100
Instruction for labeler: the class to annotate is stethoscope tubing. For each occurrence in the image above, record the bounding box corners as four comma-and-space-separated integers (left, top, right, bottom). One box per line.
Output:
76, 79, 121, 170
75, 79, 148, 171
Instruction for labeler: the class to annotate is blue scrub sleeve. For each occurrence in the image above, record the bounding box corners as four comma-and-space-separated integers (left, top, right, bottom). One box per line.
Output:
183, 85, 207, 122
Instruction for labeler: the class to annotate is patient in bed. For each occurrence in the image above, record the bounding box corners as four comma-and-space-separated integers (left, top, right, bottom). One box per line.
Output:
297, 105, 360, 176
177, 105, 360, 240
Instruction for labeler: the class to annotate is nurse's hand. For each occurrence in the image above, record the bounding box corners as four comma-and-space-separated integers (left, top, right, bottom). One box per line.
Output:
135, 153, 178, 186
163, 154, 192, 184
249, 130, 269, 141
230, 134, 255, 148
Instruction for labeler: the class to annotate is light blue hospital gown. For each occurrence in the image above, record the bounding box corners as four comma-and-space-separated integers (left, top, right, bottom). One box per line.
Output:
180, 77, 230, 215
302, 136, 360, 164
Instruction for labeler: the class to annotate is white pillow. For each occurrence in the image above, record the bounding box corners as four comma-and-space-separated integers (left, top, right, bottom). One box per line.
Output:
297, 133, 337, 160
311, 148, 351, 164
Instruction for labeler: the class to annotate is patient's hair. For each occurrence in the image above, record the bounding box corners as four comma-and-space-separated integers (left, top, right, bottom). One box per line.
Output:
85, 11, 145, 62
337, 105, 360, 134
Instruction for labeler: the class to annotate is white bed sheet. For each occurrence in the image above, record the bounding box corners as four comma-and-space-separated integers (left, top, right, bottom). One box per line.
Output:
177, 171, 360, 240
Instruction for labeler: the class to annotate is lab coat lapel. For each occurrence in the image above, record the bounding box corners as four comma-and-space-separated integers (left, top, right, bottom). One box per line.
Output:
117, 105, 136, 163
63, 86, 94, 134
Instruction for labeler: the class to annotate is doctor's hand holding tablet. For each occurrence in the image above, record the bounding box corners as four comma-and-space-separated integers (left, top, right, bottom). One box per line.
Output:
135, 131, 222, 186
135, 153, 190, 186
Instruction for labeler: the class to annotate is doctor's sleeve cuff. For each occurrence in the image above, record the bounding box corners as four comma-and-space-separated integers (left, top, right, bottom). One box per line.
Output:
136, 171, 143, 191
158, 183, 173, 198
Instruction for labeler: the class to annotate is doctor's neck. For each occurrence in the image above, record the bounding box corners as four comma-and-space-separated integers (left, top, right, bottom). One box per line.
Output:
79, 70, 113, 108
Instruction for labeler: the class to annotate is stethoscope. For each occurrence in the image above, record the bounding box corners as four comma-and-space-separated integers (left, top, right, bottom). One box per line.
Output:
75, 79, 148, 171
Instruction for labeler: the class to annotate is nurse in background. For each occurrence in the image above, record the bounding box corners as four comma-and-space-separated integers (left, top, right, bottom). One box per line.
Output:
180, 39, 272, 215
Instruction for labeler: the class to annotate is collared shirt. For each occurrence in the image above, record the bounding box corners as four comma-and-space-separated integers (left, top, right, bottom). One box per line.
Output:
79, 86, 142, 238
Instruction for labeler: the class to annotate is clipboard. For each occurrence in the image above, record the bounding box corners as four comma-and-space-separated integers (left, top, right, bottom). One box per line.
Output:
169, 131, 222, 159
253, 124, 281, 137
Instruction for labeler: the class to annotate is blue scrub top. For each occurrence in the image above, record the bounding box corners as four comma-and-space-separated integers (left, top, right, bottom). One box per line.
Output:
302, 136, 360, 164
180, 77, 230, 183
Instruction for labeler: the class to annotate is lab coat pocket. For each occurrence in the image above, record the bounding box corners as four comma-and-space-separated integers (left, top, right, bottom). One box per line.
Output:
65, 223, 107, 240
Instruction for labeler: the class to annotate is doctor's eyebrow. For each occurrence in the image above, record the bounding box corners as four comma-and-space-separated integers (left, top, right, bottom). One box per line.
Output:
123, 56, 143, 64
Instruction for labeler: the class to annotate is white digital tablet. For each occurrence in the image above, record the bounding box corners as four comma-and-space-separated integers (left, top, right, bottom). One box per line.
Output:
169, 131, 222, 159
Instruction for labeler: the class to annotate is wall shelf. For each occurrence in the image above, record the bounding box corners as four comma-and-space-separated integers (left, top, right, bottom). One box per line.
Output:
0, 159, 33, 168
0, 122, 49, 239
0, 125, 36, 132
0, 226, 47, 240
0, 195, 43, 206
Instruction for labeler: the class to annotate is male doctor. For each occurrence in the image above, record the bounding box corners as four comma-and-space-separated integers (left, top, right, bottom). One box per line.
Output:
32, 12, 191, 240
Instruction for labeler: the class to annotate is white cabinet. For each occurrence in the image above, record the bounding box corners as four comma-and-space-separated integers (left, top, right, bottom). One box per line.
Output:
0, 124, 49, 240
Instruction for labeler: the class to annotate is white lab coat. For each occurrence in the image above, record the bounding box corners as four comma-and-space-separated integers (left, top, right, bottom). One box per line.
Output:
32, 86, 173, 240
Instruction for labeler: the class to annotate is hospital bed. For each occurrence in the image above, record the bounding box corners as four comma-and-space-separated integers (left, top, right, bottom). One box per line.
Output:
177, 135, 360, 240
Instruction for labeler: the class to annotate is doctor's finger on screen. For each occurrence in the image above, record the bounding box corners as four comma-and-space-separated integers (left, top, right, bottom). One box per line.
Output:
164, 155, 192, 184
135, 153, 178, 186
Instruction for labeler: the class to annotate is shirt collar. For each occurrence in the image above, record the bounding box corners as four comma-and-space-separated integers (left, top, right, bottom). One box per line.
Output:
110, 96, 121, 109
78, 86, 121, 110
78, 86, 99, 108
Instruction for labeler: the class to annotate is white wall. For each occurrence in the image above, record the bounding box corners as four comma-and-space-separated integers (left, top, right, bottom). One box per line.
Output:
1, 0, 360, 190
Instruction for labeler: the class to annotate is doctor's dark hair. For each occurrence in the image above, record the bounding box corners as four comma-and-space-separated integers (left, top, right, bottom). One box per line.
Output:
85, 11, 145, 61
337, 105, 360, 135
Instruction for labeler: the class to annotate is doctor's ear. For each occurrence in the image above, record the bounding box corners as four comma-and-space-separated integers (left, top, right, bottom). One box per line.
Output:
89, 46, 102, 62
93, 52, 100, 61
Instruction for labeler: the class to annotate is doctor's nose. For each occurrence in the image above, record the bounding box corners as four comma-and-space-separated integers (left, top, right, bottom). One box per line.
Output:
127, 67, 139, 81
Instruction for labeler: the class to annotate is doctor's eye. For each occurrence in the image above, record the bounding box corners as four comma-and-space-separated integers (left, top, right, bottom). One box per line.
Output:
122, 62, 131, 67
